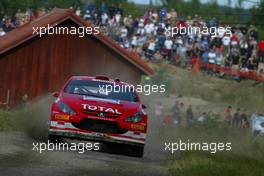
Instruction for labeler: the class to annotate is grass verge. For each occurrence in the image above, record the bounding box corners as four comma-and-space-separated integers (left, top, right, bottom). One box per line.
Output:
0, 110, 16, 131
168, 151, 264, 176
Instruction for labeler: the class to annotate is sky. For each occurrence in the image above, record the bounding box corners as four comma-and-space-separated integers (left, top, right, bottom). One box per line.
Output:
129, 0, 260, 8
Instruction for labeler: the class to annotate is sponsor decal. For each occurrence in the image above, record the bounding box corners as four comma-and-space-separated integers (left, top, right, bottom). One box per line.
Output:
55, 114, 70, 120
131, 124, 145, 131
82, 104, 122, 114
98, 112, 105, 117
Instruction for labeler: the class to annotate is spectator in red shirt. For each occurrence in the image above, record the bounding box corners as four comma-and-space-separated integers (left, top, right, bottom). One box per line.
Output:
258, 40, 264, 62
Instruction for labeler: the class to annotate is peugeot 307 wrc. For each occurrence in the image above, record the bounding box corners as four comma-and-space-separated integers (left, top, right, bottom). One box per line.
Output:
48, 75, 148, 157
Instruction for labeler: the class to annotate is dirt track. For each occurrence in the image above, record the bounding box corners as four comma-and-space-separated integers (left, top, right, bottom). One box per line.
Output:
0, 95, 176, 176
0, 127, 171, 176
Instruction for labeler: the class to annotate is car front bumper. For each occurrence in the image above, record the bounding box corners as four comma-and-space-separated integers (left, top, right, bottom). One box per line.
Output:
48, 120, 146, 146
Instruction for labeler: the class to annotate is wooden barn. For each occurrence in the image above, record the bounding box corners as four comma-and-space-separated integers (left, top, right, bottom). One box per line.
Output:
0, 9, 153, 107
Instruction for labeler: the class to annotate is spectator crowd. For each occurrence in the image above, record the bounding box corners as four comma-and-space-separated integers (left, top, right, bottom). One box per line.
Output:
1, 4, 264, 81
154, 100, 251, 129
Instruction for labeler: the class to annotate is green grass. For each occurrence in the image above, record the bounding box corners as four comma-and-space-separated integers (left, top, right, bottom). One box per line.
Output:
168, 151, 264, 176
0, 110, 16, 131
147, 63, 264, 113
165, 124, 264, 176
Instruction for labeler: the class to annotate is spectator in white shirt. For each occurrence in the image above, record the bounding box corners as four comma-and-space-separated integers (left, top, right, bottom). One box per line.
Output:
208, 48, 217, 64
147, 38, 156, 60
101, 12, 108, 25
120, 26, 128, 42
114, 12, 121, 24
75, 7, 81, 16
131, 35, 138, 49
164, 37, 173, 61
0, 28, 6, 36
144, 22, 155, 35
222, 34, 231, 46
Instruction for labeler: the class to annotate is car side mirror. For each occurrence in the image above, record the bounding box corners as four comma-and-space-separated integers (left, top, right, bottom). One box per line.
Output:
142, 104, 147, 109
52, 92, 59, 98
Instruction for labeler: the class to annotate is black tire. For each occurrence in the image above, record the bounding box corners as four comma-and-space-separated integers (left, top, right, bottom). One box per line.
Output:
130, 145, 144, 158
48, 134, 62, 143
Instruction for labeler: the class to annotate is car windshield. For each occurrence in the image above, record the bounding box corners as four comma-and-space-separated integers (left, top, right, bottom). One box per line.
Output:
64, 79, 138, 102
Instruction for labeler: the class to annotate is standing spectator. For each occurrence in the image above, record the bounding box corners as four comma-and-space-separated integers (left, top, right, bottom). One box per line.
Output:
114, 11, 122, 24
171, 101, 180, 125
146, 38, 156, 60
25, 8, 34, 21
240, 110, 249, 128
120, 25, 128, 42
224, 106, 232, 125
230, 34, 239, 48
154, 101, 163, 125
159, 7, 167, 21
201, 50, 209, 72
230, 48, 240, 70
179, 102, 186, 127
157, 33, 166, 51
108, 4, 116, 18
100, 12, 108, 26
84, 9, 93, 21
21, 94, 29, 109
131, 35, 138, 50
164, 36, 173, 62
2, 18, 15, 32
248, 25, 258, 41
144, 21, 154, 36
258, 40, 264, 72
75, 7, 81, 16
208, 47, 217, 73
232, 108, 241, 127
247, 54, 258, 71
240, 39, 249, 57
170, 8, 177, 24
186, 105, 194, 126
0, 27, 6, 36
99, 2, 107, 15
222, 33, 231, 55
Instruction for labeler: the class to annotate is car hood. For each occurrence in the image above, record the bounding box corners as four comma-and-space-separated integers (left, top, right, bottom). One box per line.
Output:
60, 93, 141, 116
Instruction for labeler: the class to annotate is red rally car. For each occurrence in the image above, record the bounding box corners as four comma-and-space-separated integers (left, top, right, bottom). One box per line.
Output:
48, 75, 148, 157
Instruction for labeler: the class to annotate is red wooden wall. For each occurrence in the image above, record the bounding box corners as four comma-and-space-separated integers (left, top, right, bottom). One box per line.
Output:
0, 20, 142, 107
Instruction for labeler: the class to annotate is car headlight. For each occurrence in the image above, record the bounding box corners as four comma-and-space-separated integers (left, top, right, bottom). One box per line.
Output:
125, 112, 144, 123
58, 102, 76, 115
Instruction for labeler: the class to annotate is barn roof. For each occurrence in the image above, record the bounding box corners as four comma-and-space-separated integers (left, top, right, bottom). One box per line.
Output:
0, 8, 154, 75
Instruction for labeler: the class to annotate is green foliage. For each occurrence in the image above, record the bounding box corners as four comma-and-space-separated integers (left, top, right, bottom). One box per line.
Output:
251, 0, 264, 25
